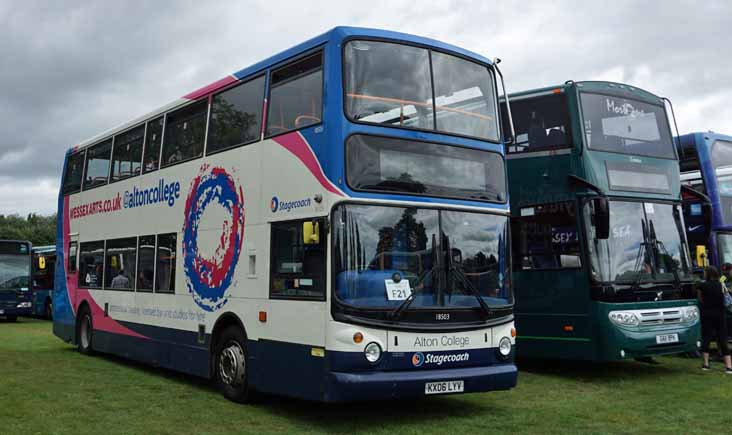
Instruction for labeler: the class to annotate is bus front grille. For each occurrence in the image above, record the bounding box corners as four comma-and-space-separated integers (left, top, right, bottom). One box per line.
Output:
639, 310, 682, 326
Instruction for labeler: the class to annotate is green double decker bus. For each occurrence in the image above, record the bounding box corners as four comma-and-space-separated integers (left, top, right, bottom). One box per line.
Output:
502, 81, 700, 361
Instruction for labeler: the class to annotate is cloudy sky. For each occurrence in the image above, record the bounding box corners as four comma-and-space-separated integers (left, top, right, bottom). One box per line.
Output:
0, 0, 729, 215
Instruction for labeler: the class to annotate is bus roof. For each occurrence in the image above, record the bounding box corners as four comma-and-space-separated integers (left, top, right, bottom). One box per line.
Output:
69, 26, 495, 154
31, 246, 56, 254
505, 80, 664, 103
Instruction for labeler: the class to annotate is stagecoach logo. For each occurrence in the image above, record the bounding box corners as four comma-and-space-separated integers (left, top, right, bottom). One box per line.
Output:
412, 352, 470, 368
270, 196, 279, 212
412, 352, 425, 367
182, 164, 245, 312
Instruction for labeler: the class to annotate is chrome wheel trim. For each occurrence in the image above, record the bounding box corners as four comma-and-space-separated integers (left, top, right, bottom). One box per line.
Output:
219, 341, 246, 387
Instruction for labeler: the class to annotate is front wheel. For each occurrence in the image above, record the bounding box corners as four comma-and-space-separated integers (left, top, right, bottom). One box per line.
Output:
77, 307, 94, 355
214, 326, 251, 403
6, 315, 17, 323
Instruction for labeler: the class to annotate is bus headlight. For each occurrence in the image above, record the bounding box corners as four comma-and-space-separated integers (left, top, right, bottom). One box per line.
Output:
682, 306, 699, 322
608, 311, 640, 327
16, 302, 31, 308
364, 342, 382, 363
498, 337, 512, 358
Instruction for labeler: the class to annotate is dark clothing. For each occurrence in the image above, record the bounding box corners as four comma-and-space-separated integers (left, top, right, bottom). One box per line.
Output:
701, 311, 730, 356
698, 281, 725, 314
698, 280, 731, 356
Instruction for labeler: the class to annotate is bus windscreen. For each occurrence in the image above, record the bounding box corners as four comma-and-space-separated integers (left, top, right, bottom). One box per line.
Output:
581, 93, 675, 159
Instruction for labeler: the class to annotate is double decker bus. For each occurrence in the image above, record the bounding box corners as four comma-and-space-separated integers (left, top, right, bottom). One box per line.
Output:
0, 240, 33, 321
53, 27, 517, 402
32, 245, 56, 319
678, 132, 732, 274
503, 81, 700, 361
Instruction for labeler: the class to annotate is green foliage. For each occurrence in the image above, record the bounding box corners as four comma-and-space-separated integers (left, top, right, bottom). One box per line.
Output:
0, 213, 56, 246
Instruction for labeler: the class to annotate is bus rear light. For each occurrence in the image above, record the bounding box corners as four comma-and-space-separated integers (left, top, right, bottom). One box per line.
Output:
563, 325, 574, 332
258, 311, 267, 322
353, 332, 364, 344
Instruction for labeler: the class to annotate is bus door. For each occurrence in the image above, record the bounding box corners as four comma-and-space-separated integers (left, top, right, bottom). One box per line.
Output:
511, 201, 590, 341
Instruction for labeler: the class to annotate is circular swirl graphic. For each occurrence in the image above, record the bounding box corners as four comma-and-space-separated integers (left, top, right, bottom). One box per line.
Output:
182, 165, 245, 312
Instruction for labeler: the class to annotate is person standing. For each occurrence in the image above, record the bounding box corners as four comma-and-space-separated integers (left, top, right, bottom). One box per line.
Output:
698, 266, 732, 373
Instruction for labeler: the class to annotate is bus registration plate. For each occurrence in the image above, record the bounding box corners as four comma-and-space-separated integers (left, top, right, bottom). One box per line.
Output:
425, 380, 464, 395
656, 333, 679, 344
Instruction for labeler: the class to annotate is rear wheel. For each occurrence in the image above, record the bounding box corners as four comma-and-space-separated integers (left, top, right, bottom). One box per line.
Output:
6, 316, 17, 323
214, 326, 250, 403
77, 307, 94, 355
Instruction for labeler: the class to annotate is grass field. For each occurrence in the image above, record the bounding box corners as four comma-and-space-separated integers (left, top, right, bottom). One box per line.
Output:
1, 318, 731, 435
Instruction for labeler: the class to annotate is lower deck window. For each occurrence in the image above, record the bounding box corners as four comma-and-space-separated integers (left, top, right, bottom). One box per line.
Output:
270, 219, 325, 299
155, 233, 177, 293
512, 201, 582, 270
79, 241, 105, 288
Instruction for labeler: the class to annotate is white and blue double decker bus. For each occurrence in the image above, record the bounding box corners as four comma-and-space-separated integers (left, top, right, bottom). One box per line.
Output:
53, 27, 517, 402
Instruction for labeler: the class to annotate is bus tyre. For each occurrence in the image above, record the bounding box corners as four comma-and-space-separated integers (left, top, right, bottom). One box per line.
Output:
215, 326, 250, 403
77, 307, 94, 355
7, 315, 17, 323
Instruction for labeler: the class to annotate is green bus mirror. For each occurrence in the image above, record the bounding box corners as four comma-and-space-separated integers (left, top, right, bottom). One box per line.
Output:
593, 197, 610, 240
303, 221, 320, 245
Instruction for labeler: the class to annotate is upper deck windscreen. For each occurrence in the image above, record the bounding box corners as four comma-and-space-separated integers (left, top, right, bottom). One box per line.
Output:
344, 40, 500, 142
581, 93, 675, 159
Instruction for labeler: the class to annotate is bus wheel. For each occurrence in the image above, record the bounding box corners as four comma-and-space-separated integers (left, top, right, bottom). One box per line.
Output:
77, 307, 94, 355
45, 300, 53, 320
214, 326, 250, 403
7, 316, 17, 323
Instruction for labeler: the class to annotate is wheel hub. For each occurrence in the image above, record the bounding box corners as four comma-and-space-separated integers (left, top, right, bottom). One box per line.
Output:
219, 342, 245, 386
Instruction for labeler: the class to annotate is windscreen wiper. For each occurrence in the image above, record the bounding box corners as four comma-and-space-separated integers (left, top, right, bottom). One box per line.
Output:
628, 220, 651, 293
389, 268, 433, 321
447, 264, 493, 319
443, 234, 492, 319
390, 234, 439, 321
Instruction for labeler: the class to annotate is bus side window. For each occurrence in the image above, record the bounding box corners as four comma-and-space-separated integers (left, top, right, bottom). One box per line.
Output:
111, 125, 144, 182
270, 219, 325, 300
511, 201, 582, 271
265, 52, 323, 137
62, 152, 85, 195
501, 93, 571, 154
155, 233, 177, 294
68, 242, 78, 272
83, 139, 112, 190
161, 101, 207, 167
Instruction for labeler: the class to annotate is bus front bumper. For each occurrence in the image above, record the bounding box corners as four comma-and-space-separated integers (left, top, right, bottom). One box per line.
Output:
0, 305, 32, 317
323, 363, 517, 402
607, 325, 701, 360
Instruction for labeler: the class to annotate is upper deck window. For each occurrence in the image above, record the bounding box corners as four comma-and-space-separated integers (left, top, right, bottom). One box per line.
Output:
83, 139, 112, 190
265, 52, 323, 137
62, 151, 85, 195
111, 126, 144, 182
711, 140, 732, 224
503, 93, 571, 154
143, 117, 164, 173
344, 40, 499, 142
161, 101, 207, 167
581, 93, 674, 159
208, 75, 265, 154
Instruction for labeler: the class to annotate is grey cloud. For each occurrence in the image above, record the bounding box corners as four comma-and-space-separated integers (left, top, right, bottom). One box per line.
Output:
0, 0, 730, 214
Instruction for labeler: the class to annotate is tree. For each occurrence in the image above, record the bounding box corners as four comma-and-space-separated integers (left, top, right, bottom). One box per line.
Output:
0, 213, 57, 246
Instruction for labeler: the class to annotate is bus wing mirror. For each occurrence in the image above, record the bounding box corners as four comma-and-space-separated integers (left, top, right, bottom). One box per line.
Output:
593, 197, 610, 240
303, 221, 320, 245
696, 246, 709, 268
